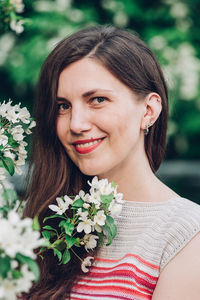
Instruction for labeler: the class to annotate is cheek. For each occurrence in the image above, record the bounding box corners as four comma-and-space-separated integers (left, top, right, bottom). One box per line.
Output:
111, 107, 141, 142
56, 117, 68, 142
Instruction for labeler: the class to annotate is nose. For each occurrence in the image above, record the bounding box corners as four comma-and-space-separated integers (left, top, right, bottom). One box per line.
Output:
69, 105, 92, 134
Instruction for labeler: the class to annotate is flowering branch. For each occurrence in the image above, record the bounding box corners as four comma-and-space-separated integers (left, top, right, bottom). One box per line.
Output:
0, 100, 44, 300
0, 0, 30, 34
40, 177, 124, 273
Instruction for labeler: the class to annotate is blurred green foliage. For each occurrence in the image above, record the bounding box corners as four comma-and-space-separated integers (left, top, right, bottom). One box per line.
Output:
0, 0, 200, 160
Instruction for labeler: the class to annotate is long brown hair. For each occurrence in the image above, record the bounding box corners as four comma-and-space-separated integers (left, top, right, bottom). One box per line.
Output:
24, 25, 168, 299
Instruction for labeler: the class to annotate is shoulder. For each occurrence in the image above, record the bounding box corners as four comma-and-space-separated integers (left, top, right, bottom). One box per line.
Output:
153, 231, 200, 299
160, 197, 200, 271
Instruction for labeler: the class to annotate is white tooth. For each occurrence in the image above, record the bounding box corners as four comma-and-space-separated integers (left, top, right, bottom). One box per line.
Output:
76, 138, 103, 149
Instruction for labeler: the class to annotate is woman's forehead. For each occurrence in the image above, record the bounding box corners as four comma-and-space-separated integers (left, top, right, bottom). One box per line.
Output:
57, 58, 133, 98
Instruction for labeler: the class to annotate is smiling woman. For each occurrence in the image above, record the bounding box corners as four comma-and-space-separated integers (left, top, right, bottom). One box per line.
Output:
56, 58, 149, 177
23, 25, 200, 300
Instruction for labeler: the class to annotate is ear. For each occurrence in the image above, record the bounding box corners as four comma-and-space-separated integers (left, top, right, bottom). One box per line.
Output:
140, 93, 162, 131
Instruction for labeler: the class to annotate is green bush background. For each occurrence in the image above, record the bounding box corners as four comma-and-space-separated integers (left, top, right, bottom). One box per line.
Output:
0, 0, 199, 199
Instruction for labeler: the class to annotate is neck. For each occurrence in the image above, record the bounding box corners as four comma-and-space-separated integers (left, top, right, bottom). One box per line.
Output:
98, 147, 177, 203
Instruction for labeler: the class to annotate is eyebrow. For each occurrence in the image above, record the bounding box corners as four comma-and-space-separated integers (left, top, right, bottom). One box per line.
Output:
82, 89, 114, 98
56, 89, 114, 102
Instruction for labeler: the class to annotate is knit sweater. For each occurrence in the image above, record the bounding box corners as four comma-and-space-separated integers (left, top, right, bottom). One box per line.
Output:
70, 197, 200, 300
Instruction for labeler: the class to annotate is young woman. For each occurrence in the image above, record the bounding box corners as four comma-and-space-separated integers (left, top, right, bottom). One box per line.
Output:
24, 25, 200, 300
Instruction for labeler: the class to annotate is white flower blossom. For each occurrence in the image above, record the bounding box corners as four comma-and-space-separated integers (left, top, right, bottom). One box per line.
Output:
99, 182, 114, 195
114, 192, 125, 204
83, 203, 90, 209
74, 190, 90, 202
17, 107, 31, 124
0, 279, 18, 300
108, 200, 123, 217
83, 234, 99, 252
5, 106, 18, 123
49, 195, 73, 215
95, 204, 100, 209
10, 125, 24, 141
0, 101, 12, 117
94, 224, 102, 233
0, 264, 35, 300
94, 210, 106, 226
15, 264, 35, 292
88, 176, 99, 189
0, 210, 44, 258
4, 150, 15, 160
0, 134, 8, 146
10, 20, 24, 35
0, 168, 6, 190
77, 212, 94, 234
81, 256, 94, 273
76, 208, 83, 216
88, 176, 114, 196
88, 189, 101, 204
11, 260, 18, 269
25, 120, 36, 134
28, 120, 36, 129
10, 0, 25, 13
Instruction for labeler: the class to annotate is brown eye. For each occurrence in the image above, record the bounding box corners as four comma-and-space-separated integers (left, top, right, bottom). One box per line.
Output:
57, 103, 70, 111
91, 97, 107, 104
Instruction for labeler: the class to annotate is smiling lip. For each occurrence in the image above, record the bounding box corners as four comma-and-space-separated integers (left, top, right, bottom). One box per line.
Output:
73, 138, 104, 154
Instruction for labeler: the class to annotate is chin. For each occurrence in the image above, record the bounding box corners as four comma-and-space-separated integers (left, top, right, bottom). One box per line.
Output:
79, 167, 99, 176
78, 164, 107, 177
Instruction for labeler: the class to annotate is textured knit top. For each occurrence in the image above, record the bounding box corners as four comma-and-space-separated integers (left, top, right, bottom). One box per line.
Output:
70, 197, 200, 300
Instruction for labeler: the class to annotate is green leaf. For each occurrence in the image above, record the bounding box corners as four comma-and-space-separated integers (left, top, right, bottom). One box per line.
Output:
111, 181, 117, 188
53, 248, 62, 261
62, 249, 71, 264
65, 234, 76, 249
32, 216, 40, 231
72, 198, 84, 208
52, 240, 66, 251
100, 194, 113, 208
74, 237, 81, 247
43, 214, 66, 223
2, 189, 18, 203
101, 216, 115, 245
11, 269, 23, 279
102, 223, 113, 246
42, 230, 51, 241
16, 253, 40, 282
43, 225, 57, 234
8, 135, 19, 148
96, 232, 104, 247
39, 247, 46, 253
59, 219, 74, 236
102, 215, 117, 246
106, 215, 117, 239
1, 156, 15, 176
0, 256, 11, 278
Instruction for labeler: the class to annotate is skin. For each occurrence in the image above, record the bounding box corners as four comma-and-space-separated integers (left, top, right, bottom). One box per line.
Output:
56, 57, 200, 298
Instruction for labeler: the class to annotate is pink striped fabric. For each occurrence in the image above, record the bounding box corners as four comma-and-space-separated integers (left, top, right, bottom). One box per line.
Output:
70, 253, 159, 299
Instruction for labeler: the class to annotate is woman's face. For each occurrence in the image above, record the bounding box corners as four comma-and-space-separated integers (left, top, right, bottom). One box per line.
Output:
56, 58, 146, 178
